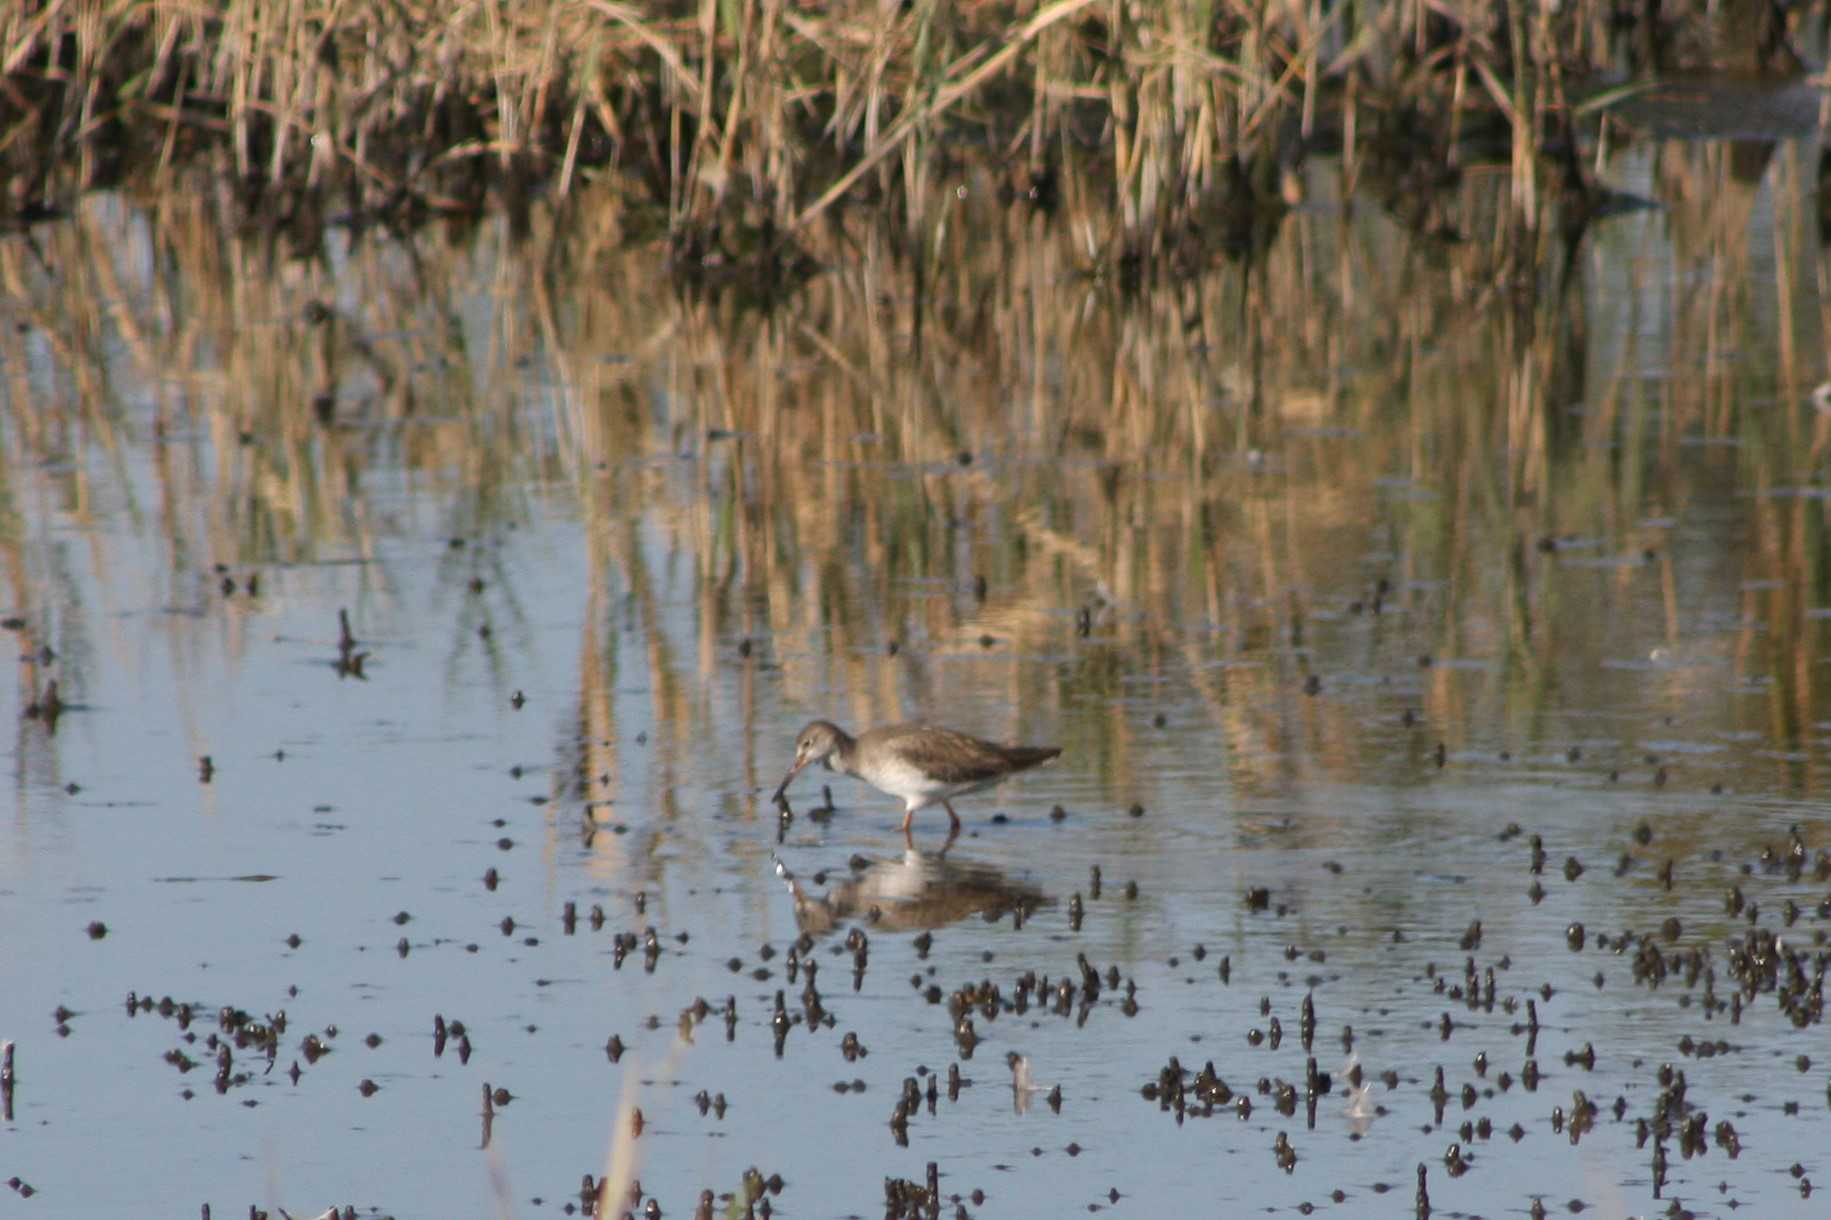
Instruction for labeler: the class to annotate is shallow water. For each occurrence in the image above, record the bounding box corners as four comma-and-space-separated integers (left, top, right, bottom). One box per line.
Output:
4, 124, 1831, 1219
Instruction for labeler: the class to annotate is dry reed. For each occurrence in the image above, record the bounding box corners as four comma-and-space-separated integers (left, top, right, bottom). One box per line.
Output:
4, 1, 1796, 265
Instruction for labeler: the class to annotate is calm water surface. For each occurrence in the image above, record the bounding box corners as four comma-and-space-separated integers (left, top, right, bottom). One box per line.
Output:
4, 119, 1831, 1219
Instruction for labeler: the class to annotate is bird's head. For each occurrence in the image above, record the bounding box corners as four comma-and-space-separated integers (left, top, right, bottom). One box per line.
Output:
772, 720, 845, 803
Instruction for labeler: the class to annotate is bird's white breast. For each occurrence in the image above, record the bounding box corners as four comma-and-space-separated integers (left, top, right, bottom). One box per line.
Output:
857, 752, 954, 810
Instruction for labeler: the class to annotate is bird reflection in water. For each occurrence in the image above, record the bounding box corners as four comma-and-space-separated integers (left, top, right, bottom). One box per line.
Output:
774, 850, 1050, 936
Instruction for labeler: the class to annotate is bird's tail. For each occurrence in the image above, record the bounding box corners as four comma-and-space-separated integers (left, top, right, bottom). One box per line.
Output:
1002, 745, 1062, 772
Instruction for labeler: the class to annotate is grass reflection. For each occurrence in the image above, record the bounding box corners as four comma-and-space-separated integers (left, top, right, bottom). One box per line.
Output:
3, 124, 1829, 820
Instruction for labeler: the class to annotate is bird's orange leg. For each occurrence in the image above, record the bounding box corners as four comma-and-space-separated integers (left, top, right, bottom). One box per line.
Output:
943, 799, 961, 832
901, 804, 916, 846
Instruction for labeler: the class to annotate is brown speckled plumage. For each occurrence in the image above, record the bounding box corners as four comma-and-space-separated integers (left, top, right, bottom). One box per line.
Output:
773, 720, 1060, 837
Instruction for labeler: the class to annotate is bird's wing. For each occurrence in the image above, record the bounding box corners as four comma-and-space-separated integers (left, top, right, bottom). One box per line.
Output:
886, 726, 1017, 786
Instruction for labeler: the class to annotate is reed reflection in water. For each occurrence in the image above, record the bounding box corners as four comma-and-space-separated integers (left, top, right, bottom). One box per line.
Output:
2, 103, 1830, 1218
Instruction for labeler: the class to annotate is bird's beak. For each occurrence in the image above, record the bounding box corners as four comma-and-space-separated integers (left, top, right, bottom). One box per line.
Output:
771, 757, 806, 805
